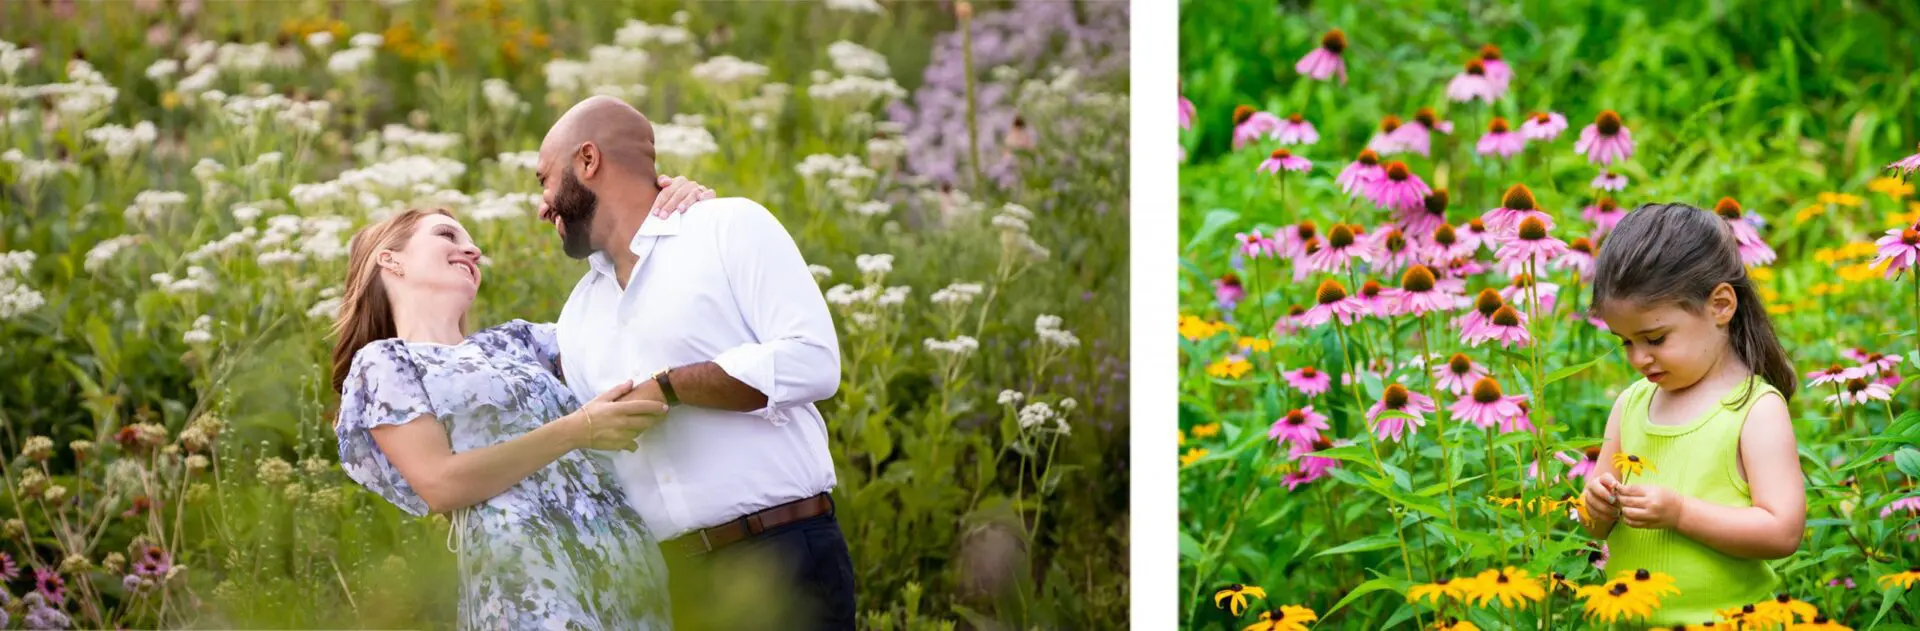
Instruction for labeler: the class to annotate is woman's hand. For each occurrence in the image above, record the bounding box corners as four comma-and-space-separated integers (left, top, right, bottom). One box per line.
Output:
652, 174, 717, 218
1617, 483, 1686, 529
573, 379, 670, 450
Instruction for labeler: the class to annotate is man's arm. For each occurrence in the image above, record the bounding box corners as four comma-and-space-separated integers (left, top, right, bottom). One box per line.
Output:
625, 201, 840, 420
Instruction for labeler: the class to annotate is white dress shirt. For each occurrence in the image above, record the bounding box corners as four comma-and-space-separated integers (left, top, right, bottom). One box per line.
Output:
555, 197, 840, 540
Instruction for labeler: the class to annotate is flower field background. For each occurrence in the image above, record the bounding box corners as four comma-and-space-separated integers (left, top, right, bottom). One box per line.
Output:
1178, 1, 1919, 629
0, 0, 1128, 628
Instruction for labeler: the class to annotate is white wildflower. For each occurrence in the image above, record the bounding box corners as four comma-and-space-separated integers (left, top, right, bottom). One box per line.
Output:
306, 31, 335, 50
930, 282, 984, 305
877, 286, 911, 307
1017, 402, 1056, 429
481, 78, 527, 114
497, 151, 540, 171
852, 201, 891, 217
231, 205, 262, 222
689, 55, 769, 87
654, 121, 718, 163
124, 190, 190, 224
349, 33, 385, 49
613, 20, 694, 48
923, 336, 979, 356
1, 149, 75, 184
182, 315, 214, 345
855, 253, 894, 275
84, 235, 142, 273
145, 59, 180, 82
825, 0, 884, 13
991, 214, 1030, 233
1060, 398, 1077, 411
998, 390, 1024, 405
824, 284, 858, 306
1000, 203, 1035, 220
808, 265, 833, 281
84, 121, 158, 160
307, 295, 343, 319
807, 74, 906, 109
826, 41, 889, 78
326, 47, 375, 75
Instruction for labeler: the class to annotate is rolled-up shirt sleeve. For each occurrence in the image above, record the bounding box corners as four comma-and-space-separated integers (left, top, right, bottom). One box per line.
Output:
709, 201, 841, 424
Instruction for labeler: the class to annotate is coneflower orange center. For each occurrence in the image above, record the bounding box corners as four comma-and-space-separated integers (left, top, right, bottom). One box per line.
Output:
1714, 197, 1743, 218
1296, 221, 1317, 240
1490, 304, 1522, 327
1502, 184, 1538, 210
1322, 29, 1346, 53
1597, 197, 1617, 212
1448, 353, 1472, 374
1356, 149, 1380, 166
1433, 224, 1457, 245
1285, 410, 1306, 425
1301, 367, 1318, 378
1489, 117, 1510, 134
1867, 353, 1884, 362
1533, 112, 1550, 125
1383, 384, 1410, 408
1902, 228, 1918, 245
1583, 445, 1600, 460
1328, 224, 1356, 249
1511, 273, 1534, 289
1302, 238, 1322, 255
1270, 148, 1293, 160
1570, 237, 1593, 253
1517, 216, 1549, 240
1233, 105, 1254, 126
1474, 288, 1503, 316
1220, 272, 1241, 285
1480, 44, 1502, 60
1471, 378, 1504, 403
1288, 304, 1306, 317
1469, 218, 1487, 232
1415, 107, 1438, 128
1316, 279, 1348, 304
1361, 279, 1383, 298
1425, 189, 1450, 215
1288, 112, 1305, 124
1401, 265, 1436, 292
1596, 110, 1623, 135
1385, 161, 1411, 181
1465, 59, 1486, 75
1381, 114, 1401, 133
1845, 378, 1868, 393
1311, 437, 1333, 451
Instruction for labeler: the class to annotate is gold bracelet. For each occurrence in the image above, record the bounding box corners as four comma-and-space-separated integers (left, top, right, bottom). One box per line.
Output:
585, 408, 595, 448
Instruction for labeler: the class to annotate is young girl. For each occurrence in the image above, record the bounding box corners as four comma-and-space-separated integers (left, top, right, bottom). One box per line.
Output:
1579, 203, 1807, 626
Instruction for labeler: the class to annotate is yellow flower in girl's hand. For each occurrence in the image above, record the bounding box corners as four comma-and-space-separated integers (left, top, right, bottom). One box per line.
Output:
1612, 453, 1655, 478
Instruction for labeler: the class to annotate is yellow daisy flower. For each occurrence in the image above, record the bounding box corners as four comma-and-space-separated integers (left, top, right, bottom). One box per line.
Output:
1789, 615, 1854, 630
1578, 580, 1656, 623
1213, 583, 1266, 617
1818, 192, 1865, 207
1242, 605, 1317, 631
1239, 336, 1273, 353
1207, 357, 1254, 379
1870, 177, 1915, 199
1613, 453, 1654, 478
1192, 423, 1221, 438
1612, 569, 1680, 600
1465, 567, 1545, 608
1407, 578, 1465, 606
1797, 204, 1827, 223
1756, 593, 1820, 624
1180, 314, 1231, 341
1180, 448, 1209, 468
1428, 617, 1481, 631
1879, 567, 1920, 590
1718, 603, 1762, 625
1749, 266, 1776, 281
1177, 429, 1186, 446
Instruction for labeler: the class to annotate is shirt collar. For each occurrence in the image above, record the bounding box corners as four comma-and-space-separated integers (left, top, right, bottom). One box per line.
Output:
586, 212, 683, 281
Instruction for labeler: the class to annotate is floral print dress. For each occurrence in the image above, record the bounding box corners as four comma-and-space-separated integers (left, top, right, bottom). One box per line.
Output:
336, 319, 669, 630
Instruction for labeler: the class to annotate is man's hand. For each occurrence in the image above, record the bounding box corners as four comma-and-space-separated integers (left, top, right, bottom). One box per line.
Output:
1617, 483, 1686, 529
617, 374, 668, 404
653, 174, 716, 218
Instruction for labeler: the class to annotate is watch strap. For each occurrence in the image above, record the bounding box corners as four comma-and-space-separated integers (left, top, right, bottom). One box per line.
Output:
655, 369, 680, 406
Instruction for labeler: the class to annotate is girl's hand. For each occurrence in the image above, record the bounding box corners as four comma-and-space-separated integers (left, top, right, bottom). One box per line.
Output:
1582, 470, 1620, 524
1617, 483, 1686, 529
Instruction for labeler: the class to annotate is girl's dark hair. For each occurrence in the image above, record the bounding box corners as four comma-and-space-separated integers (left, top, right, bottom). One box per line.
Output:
1590, 202, 1795, 402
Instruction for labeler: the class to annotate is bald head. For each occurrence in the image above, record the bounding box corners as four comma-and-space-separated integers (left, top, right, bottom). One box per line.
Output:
541, 95, 658, 184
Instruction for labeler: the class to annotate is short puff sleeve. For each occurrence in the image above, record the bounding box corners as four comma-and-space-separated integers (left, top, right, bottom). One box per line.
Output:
335, 340, 438, 516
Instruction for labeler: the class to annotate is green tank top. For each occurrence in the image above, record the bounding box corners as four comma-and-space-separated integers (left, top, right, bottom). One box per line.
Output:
1607, 375, 1782, 626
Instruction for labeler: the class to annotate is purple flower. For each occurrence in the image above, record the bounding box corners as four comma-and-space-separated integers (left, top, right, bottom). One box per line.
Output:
1295, 29, 1348, 84
1591, 171, 1627, 191
1257, 148, 1311, 174
1475, 117, 1526, 159
1519, 111, 1566, 141
1574, 110, 1634, 166
34, 567, 64, 606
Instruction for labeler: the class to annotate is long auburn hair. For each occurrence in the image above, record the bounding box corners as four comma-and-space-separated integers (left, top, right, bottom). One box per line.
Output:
328, 208, 457, 397
1590, 202, 1796, 404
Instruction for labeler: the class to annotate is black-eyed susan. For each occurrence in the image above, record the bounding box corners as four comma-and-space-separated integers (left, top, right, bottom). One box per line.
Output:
1789, 615, 1854, 630
1206, 356, 1254, 379
1428, 616, 1481, 631
1756, 593, 1820, 624
1239, 336, 1274, 353
1577, 580, 1656, 623
1717, 603, 1761, 626
1191, 423, 1222, 439
1878, 567, 1920, 589
1179, 314, 1231, 341
1548, 572, 1577, 592
1180, 448, 1209, 468
1871, 176, 1915, 199
1613, 569, 1680, 600
1213, 583, 1266, 617
1612, 453, 1654, 480
1407, 578, 1465, 606
1463, 567, 1545, 608
1242, 605, 1318, 631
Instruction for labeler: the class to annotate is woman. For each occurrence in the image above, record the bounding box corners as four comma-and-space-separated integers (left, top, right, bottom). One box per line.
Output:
329, 177, 711, 629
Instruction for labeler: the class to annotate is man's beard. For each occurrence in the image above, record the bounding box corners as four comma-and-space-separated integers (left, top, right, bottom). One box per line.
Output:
552, 167, 599, 260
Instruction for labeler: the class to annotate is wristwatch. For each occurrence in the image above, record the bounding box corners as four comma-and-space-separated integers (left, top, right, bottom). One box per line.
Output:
652, 368, 680, 406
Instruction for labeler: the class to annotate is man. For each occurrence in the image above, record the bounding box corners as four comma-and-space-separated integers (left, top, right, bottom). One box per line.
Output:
535, 95, 854, 630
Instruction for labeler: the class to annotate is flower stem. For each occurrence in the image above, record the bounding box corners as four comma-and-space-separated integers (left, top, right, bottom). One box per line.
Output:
1420, 313, 1461, 530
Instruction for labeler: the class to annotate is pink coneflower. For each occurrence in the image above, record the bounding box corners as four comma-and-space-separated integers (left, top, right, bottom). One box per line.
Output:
1367, 114, 1409, 155
1434, 353, 1489, 397
1336, 149, 1387, 197
1583, 197, 1626, 239
1825, 377, 1894, 407
1555, 446, 1601, 481
1883, 495, 1920, 518
1442, 255, 1491, 282
1447, 58, 1501, 104
1284, 437, 1342, 490
1591, 171, 1628, 191
1554, 237, 1597, 280
134, 545, 172, 578
1276, 112, 1320, 146
1383, 264, 1456, 317
1259, 148, 1312, 174
1857, 351, 1904, 376
1887, 143, 1920, 181
1589, 542, 1609, 571
1269, 406, 1330, 447
1354, 279, 1392, 316
1398, 188, 1449, 238
1881, 372, 1904, 390
1454, 288, 1506, 338
1502, 401, 1536, 434
1303, 223, 1370, 274
1871, 223, 1920, 278
1479, 44, 1513, 90
1808, 363, 1868, 388
1296, 29, 1349, 84
1450, 377, 1528, 430
1179, 89, 1195, 130
1284, 365, 1333, 397
36, 566, 65, 605
1467, 304, 1533, 348
1519, 111, 1567, 141
1368, 383, 1435, 443
1476, 117, 1526, 158
1274, 304, 1306, 336
1290, 240, 1321, 282
0, 551, 16, 581
1296, 278, 1368, 328
1276, 220, 1319, 259
1842, 347, 1875, 364
1495, 216, 1570, 274
1499, 272, 1561, 314
1481, 184, 1552, 237
1387, 107, 1454, 158
1231, 106, 1283, 150
1365, 161, 1432, 213
1235, 229, 1275, 259
1575, 110, 1634, 166
1214, 273, 1244, 312
1424, 222, 1477, 264
1712, 197, 1776, 266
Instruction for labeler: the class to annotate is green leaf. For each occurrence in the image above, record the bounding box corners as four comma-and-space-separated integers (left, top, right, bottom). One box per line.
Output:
1896, 449, 1920, 479
1185, 209, 1242, 252
1313, 533, 1400, 558
1544, 347, 1616, 385
1322, 576, 1406, 619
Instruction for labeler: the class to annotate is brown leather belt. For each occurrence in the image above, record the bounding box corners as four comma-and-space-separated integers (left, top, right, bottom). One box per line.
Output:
662, 493, 834, 559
